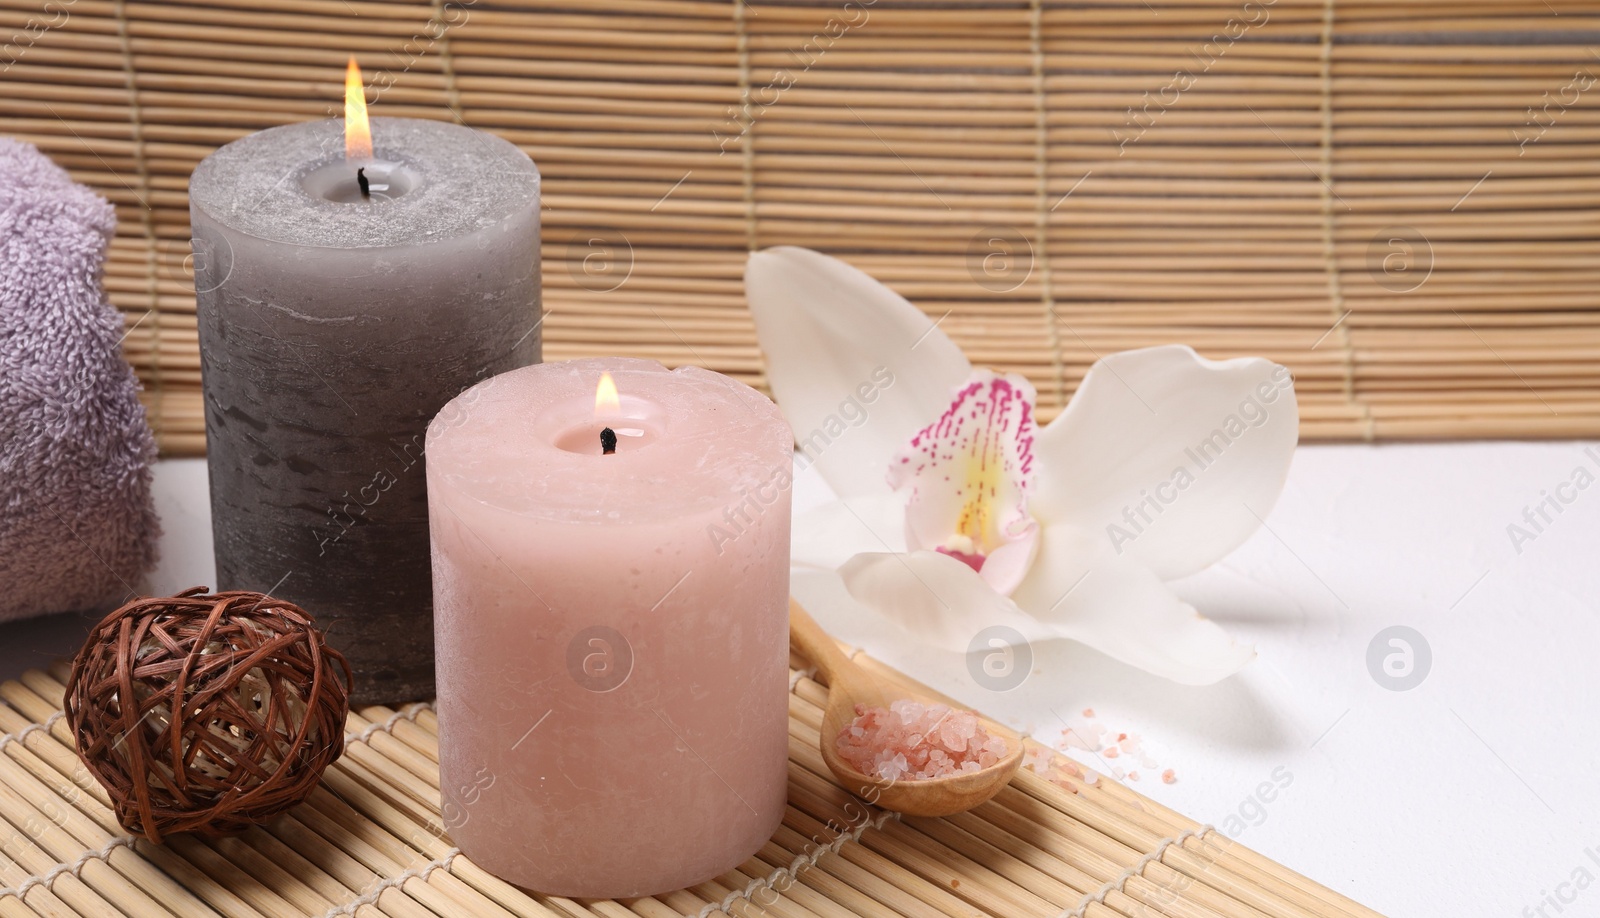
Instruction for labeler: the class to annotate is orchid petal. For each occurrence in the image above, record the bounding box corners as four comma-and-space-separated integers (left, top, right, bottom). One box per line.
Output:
746, 247, 971, 497
1032, 345, 1298, 581
1012, 524, 1255, 685
839, 526, 1255, 684
973, 536, 1038, 599
838, 550, 1054, 653
890, 370, 1039, 595
791, 494, 908, 571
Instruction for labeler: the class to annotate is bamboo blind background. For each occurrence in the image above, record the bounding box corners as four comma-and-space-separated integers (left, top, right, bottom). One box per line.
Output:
4, 0, 1600, 455
0, 654, 1385, 918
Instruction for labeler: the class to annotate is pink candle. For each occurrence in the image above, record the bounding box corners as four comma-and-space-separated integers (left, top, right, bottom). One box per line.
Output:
426, 357, 791, 896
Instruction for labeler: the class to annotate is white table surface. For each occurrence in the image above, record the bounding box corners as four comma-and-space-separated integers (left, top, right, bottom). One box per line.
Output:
4, 443, 1596, 917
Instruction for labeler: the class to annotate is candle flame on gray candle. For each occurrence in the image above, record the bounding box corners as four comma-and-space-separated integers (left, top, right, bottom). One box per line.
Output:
345, 56, 373, 161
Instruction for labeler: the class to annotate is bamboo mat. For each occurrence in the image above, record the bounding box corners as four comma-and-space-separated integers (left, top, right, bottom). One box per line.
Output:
5, 0, 1599, 453
0, 652, 1383, 918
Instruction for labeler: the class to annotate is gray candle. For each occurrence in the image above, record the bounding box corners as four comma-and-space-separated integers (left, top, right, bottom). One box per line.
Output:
189, 116, 539, 704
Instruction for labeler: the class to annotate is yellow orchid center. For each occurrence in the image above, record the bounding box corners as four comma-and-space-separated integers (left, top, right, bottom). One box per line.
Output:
889, 371, 1039, 593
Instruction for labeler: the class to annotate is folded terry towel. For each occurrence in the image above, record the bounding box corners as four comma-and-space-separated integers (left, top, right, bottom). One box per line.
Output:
0, 137, 159, 622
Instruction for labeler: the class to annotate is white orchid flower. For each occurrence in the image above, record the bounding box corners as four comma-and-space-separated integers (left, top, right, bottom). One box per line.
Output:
746, 246, 1299, 685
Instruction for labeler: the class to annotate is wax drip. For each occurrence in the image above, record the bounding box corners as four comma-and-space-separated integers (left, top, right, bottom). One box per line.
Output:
357, 167, 370, 198
600, 427, 617, 455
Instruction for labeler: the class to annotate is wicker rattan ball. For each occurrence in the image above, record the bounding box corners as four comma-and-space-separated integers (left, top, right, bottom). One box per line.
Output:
64, 587, 352, 842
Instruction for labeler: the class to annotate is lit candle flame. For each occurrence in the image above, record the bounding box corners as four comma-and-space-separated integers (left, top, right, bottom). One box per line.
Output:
344, 56, 372, 161
595, 372, 620, 415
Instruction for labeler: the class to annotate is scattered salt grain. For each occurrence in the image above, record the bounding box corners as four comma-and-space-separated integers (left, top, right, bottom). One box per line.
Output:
1057, 710, 1180, 790
1061, 729, 1099, 752
1023, 745, 1053, 776
1162, 769, 1177, 785
836, 700, 1009, 781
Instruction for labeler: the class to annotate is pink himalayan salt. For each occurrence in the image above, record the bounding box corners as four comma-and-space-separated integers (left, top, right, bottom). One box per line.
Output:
836, 700, 1009, 781
1060, 712, 1182, 789
1061, 729, 1098, 752
1023, 745, 1053, 776
1020, 746, 1097, 796
1048, 774, 1083, 796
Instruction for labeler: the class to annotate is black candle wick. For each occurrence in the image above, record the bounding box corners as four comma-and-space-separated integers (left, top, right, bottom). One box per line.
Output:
600, 427, 618, 455
357, 167, 371, 198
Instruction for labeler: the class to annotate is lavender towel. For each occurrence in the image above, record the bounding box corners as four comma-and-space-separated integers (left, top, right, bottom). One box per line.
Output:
0, 137, 159, 622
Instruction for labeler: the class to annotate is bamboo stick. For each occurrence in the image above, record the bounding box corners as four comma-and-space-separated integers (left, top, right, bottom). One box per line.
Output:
3, 646, 1403, 918
355, 697, 972, 918
8, 1, 1596, 445
777, 800, 982, 918
11, 678, 408, 918
733, 847, 867, 918
339, 705, 929, 918
768, 820, 945, 918
0, 756, 208, 918
833, 659, 1384, 918
0, 837, 79, 918
19, 670, 444, 918
693, 867, 819, 918
0, 753, 179, 918
791, 668, 1333, 918
314, 760, 569, 918
0, 802, 121, 918
786, 692, 1254, 918
0, 685, 289, 918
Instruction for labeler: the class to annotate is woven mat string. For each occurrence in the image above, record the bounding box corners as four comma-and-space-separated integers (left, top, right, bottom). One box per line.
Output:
1030, 0, 1067, 414
686, 666, 902, 918
0, 712, 63, 754
346, 701, 433, 746
321, 848, 460, 918
1059, 825, 1218, 918
0, 835, 139, 903
734, 0, 757, 253
1317, 0, 1373, 441
693, 809, 900, 918
112, 0, 164, 446
432, 0, 466, 123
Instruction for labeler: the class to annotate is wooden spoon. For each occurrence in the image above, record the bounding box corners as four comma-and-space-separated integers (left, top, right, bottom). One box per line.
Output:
788, 598, 1025, 817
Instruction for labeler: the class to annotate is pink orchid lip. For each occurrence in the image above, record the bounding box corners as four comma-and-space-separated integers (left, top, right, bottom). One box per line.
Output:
937, 545, 987, 574
891, 369, 1040, 594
